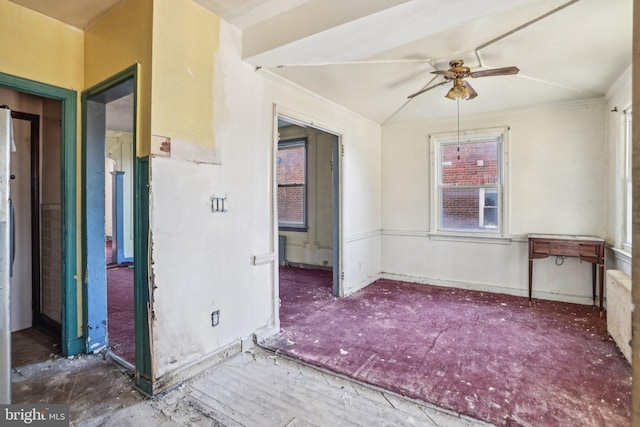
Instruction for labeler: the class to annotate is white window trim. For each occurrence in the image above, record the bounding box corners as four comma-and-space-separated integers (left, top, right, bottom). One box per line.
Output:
429, 126, 510, 238
622, 106, 632, 252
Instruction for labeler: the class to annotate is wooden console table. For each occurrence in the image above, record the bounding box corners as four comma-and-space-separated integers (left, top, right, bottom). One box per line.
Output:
528, 234, 605, 311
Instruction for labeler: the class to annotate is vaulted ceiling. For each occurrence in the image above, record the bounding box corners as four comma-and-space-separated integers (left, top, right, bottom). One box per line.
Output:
12, 0, 633, 124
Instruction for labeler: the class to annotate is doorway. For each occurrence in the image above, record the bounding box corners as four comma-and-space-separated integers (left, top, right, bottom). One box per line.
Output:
276, 115, 341, 308
0, 73, 78, 403
82, 74, 137, 366
0, 88, 65, 335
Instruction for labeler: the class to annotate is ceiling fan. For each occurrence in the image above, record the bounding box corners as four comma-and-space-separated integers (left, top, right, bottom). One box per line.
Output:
407, 59, 519, 100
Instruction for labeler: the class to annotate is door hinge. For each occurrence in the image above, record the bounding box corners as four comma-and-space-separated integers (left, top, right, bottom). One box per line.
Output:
341, 145, 345, 157
330, 160, 334, 172
341, 272, 345, 280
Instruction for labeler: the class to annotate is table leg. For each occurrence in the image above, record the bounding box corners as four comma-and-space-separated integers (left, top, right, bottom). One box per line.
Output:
528, 258, 533, 307
599, 262, 605, 313
592, 263, 596, 306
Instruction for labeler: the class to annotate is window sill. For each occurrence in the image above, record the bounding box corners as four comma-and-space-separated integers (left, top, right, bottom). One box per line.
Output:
428, 232, 512, 245
611, 247, 632, 264
279, 226, 308, 233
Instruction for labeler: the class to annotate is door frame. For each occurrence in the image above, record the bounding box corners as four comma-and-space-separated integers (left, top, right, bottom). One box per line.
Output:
81, 64, 152, 393
0, 72, 79, 356
273, 107, 344, 302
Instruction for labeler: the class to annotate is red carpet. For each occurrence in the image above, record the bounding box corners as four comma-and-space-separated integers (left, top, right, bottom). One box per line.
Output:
264, 267, 631, 426
106, 241, 135, 364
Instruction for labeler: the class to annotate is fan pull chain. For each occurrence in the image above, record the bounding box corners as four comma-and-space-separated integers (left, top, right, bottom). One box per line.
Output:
457, 97, 460, 160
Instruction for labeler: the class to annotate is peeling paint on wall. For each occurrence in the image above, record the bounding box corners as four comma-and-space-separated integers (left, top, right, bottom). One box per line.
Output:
151, 135, 171, 158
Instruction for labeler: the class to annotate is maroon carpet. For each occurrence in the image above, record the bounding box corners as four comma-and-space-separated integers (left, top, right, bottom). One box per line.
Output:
264, 267, 632, 427
106, 241, 135, 364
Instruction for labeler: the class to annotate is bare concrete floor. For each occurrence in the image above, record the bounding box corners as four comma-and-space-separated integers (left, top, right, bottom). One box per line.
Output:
11, 346, 490, 426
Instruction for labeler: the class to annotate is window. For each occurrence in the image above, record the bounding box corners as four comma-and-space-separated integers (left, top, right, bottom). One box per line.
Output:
623, 107, 632, 251
432, 128, 506, 235
277, 138, 307, 230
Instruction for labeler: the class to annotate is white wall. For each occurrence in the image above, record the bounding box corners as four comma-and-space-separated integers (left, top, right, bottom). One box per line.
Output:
381, 100, 607, 303
149, 18, 382, 380
279, 124, 334, 268
104, 158, 115, 238
106, 131, 134, 258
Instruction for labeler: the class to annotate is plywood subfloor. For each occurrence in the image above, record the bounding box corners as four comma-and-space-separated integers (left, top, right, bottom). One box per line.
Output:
11, 334, 485, 426
185, 348, 489, 427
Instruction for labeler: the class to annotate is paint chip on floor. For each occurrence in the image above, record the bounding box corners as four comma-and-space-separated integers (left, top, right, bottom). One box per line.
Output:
340, 349, 348, 355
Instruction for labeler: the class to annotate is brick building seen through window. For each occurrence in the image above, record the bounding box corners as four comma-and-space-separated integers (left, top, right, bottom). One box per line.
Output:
277, 139, 307, 229
439, 139, 500, 232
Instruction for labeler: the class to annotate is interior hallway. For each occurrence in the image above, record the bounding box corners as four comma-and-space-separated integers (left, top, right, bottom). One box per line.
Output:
264, 266, 632, 426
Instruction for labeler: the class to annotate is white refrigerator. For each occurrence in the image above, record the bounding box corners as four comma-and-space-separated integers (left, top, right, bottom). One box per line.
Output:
0, 106, 12, 403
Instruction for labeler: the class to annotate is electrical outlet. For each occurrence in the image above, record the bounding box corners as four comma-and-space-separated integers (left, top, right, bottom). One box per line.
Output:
211, 310, 220, 327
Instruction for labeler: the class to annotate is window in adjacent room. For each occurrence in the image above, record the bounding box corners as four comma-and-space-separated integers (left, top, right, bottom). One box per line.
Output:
622, 107, 632, 252
432, 128, 507, 235
277, 138, 308, 230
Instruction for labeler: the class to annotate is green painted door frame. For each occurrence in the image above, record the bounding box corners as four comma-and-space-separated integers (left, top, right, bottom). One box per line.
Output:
0, 72, 81, 356
81, 64, 152, 393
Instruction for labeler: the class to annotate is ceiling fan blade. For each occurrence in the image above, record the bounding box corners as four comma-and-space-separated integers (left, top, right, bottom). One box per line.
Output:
431, 70, 456, 78
469, 66, 520, 78
407, 80, 449, 99
462, 81, 478, 99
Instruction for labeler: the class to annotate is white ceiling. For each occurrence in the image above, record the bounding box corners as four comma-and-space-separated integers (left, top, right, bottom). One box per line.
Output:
12, 0, 633, 125
10, 0, 123, 29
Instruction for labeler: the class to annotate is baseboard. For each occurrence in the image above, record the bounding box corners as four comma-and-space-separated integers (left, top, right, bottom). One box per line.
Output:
344, 272, 383, 296
255, 324, 280, 344
150, 340, 242, 395
106, 350, 134, 371
283, 262, 333, 271
380, 272, 597, 306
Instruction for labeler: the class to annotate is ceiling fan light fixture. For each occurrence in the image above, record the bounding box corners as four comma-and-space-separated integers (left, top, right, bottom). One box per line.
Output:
445, 79, 470, 100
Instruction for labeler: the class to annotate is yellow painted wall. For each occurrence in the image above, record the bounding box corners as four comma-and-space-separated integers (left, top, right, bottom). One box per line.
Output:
0, 1, 84, 90
85, 0, 153, 156
151, 0, 219, 149
0, 0, 86, 338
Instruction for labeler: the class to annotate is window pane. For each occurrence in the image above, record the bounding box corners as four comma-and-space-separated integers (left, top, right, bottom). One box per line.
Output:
441, 141, 499, 185
277, 144, 305, 185
484, 190, 497, 207
441, 188, 480, 230
483, 207, 498, 227
278, 185, 305, 225
277, 141, 306, 228
483, 189, 498, 227
441, 187, 497, 233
